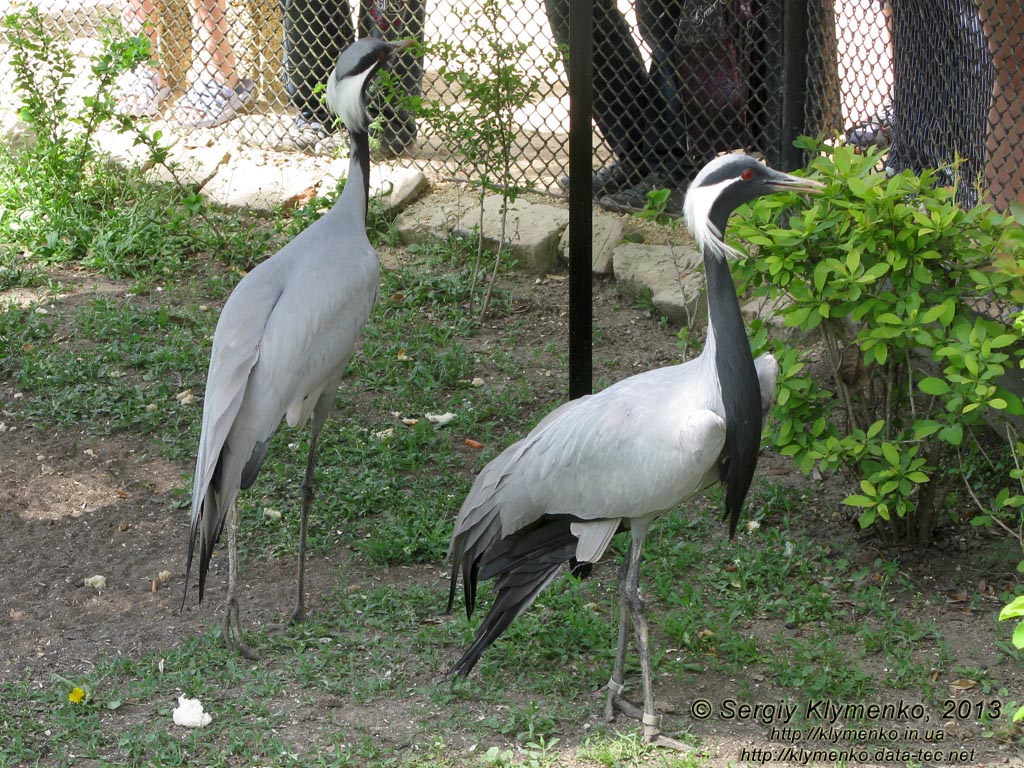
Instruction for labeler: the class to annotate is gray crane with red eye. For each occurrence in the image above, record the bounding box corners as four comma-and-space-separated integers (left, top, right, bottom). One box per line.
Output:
447, 153, 824, 748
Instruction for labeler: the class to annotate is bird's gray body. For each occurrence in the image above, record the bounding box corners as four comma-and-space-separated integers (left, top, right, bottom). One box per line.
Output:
446, 153, 822, 743
189, 194, 379, 591
184, 38, 410, 654
451, 338, 777, 579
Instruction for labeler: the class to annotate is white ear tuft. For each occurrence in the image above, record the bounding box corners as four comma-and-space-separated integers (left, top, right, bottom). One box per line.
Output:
684, 177, 732, 258
325, 65, 377, 132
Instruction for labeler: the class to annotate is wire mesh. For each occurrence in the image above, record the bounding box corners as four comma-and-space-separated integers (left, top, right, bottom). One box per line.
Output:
0, 0, 1022, 209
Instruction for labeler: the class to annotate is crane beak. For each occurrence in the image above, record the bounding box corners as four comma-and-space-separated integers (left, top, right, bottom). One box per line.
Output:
388, 39, 417, 53
765, 172, 826, 196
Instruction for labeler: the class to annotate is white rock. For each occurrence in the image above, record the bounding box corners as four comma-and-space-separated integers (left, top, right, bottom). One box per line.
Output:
425, 412, 456, 426
173, 695, 212, 728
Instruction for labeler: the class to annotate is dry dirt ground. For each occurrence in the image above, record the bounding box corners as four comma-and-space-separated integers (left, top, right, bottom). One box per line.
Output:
1, 253, 1023, 767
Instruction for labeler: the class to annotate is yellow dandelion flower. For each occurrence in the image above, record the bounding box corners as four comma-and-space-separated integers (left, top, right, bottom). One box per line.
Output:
68, 687, 86, 704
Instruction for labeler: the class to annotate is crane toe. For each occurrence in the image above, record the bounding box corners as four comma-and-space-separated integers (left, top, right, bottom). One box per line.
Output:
223, 598, 261, 660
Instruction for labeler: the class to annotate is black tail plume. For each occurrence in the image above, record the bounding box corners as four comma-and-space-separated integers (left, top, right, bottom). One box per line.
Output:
449, 517, 582, 677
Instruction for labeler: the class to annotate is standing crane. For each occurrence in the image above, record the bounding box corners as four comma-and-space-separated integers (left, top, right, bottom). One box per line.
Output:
447, 154, 824, 747
184, 37, 412, 659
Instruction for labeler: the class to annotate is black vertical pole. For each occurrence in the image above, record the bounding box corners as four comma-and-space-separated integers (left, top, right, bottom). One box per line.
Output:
567, 0, 593, 399
779, 0, 810, 170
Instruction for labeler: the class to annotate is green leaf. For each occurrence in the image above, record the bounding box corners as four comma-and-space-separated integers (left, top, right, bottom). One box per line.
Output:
921, 302, 950, 324
999, 595, 1024, 620
843, 494, 875, 508
939, 423, 964, 446
1014, 622, 1024, 650
880, 442, 900, 466
919, 377, 951, 396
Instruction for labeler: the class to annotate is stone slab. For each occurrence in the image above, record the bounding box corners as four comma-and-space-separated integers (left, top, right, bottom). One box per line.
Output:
558, 211, 622, 275
202, 157, 321, 213
148, 142, 231, 190
612, 242, 706, 326
455, 194, 569, 274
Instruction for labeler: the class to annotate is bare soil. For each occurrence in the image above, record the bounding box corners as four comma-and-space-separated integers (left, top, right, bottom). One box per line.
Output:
1, 252, 1022, 767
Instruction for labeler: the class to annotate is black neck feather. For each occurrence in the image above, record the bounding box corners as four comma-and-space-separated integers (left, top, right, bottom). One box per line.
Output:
704, 233, 761, 538
343, 127, 371, 222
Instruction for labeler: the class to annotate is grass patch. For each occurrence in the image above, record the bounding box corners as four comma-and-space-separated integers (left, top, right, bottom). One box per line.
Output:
1, 166, 1019, 763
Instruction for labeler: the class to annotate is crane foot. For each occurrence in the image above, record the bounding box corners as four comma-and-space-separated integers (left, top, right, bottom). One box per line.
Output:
288, 607, 307, 625
643, 731, 691, 751
222, 598, 260, 660
605, 691, 644, 722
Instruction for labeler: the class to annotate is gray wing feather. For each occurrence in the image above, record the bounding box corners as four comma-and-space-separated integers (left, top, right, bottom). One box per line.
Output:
186, 205, 380, 601
450, 361, 728, 577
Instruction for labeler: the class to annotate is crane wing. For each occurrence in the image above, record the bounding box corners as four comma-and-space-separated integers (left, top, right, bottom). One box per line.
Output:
186, 271, 286, 600
449, 362, 728, 614
498, 380, 726, 533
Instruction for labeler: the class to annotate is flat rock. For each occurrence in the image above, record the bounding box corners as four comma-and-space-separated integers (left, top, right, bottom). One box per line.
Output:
147, 141, 231, 190
320, 162, 427, 216
612, 242, 706, 326
372, 166, 428, 214
455, 194, 569, 274
202, 157, 321, 212
558, 211, 622, 274
394, 192, 473, 245
94, 128, 161, 170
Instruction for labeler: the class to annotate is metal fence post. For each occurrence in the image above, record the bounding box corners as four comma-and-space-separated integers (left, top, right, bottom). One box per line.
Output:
779, 0, 810, 170
568, 0, 593, 399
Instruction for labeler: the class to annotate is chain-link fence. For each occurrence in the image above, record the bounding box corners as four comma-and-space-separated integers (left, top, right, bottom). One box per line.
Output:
1, 0, 1022, 210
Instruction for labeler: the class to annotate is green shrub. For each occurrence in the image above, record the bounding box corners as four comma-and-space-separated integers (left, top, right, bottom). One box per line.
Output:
733, 138, 1024, 544
0, 8, 204, 276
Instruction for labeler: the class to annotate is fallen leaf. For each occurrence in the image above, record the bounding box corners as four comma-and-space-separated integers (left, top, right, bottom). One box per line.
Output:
949, 678, 977, 691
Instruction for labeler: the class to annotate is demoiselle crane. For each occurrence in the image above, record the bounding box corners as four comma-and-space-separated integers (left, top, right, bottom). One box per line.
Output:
184, 37, 412, 659
447, 154, 824, 746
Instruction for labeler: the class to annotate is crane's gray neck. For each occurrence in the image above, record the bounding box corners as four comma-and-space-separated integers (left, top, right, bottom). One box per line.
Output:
703, 242, 761, 538
340, 127, 371, 222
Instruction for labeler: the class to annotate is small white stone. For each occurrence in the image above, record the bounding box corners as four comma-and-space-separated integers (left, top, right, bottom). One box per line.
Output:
172, 695, 212, 728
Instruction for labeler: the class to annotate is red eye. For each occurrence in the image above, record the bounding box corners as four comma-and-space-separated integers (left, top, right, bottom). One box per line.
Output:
741, 168, 755, 181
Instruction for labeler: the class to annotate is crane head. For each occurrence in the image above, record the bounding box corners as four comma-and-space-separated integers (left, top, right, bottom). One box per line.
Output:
684, 154, 824, 259
325, 37, 415, 134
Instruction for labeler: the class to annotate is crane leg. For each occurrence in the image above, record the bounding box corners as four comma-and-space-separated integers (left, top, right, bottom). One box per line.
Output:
291, 395, 331, 625
609, 526, 689, 750
605, 546, 635, 722
224, 503, 260, 660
